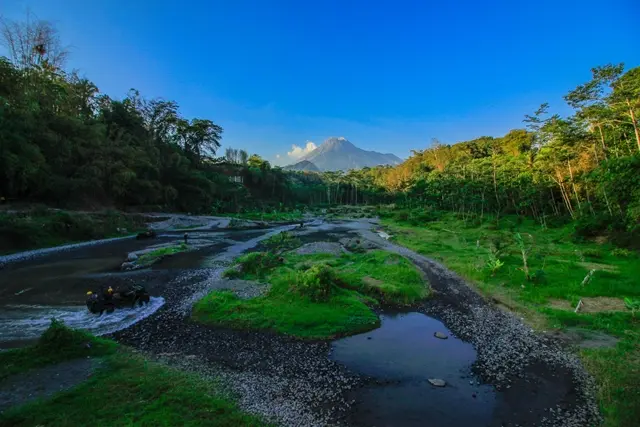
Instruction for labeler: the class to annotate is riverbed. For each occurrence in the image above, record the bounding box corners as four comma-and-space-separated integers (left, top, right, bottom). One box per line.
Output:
0, 217, 600, 426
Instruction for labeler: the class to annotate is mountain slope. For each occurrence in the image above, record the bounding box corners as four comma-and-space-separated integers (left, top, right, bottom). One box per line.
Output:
283, 160, 321, 172
295, 137, 402, 171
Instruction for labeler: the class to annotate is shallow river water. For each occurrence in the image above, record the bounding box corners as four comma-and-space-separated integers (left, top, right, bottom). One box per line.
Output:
331, 311, 496, 427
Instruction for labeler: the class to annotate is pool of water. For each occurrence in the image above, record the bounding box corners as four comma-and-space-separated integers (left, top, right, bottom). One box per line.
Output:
331, 311, 496, 427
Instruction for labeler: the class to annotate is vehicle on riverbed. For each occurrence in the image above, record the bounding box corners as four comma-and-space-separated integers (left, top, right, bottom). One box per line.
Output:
86, 285, 151, 314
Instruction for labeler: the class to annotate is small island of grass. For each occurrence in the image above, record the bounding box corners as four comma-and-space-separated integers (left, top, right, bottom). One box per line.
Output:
192, 247, 428, 339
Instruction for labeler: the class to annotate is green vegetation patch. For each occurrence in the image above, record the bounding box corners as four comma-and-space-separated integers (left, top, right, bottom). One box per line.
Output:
0, 323, 265, 427
137, 243, 189, 265
0, 319, 117, 381
0, 209, 148, 255
382, 211, 640, 427
194, 249, 427, 339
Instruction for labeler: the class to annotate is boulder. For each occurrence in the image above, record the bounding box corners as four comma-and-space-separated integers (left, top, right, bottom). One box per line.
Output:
434, 332, 448, 339
428, 378, 446, 387
127, 253, 139, 262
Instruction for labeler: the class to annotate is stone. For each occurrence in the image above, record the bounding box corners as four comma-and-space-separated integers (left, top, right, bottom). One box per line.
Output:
127, 253, 139, 262
428, 378, 446, 387
434, 332, 448, 339
121, 261, 136, 271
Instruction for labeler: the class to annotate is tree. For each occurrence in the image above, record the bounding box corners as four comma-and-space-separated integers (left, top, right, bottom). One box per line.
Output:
0, 13, 68, 70
609, 66, 640, 152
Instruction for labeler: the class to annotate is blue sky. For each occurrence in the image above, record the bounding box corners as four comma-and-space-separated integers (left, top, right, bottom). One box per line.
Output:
2, 0, 639, 165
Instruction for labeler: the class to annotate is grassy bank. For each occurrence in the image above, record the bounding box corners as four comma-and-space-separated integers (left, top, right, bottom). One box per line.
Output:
137, 243, 190, 266
381, 210, 639, 427
0, 209, 149, 255
0, 321, 266, 426
0, 319, 117, 380
193, 248, 428, 339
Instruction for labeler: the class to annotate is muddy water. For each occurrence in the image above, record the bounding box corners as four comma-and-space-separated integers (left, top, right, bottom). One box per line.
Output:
331, 311, 496, 427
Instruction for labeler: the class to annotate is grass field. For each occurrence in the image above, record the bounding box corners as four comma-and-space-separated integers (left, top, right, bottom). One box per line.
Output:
0, 321, 266, 427
193, 250, 428, 339
381, 210, 640, 427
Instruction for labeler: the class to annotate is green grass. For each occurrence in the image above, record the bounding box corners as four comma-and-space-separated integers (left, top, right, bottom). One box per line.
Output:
194, 250, 428, 339
0, 319, 117, 381
0, 323, 266, 427
137, 243, 189, 265
0, 209, 148, 254
381, 210, 640, 427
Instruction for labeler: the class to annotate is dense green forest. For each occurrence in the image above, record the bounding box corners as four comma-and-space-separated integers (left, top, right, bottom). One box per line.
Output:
0, 17, 336, 213
1, 16, 639, 249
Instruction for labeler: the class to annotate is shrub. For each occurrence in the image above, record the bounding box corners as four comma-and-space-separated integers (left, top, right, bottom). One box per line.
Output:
609, 225, 640, 250
290, 264, 338, 302
408, 208, 437, 225
235, 251, 281, 276
624, 297, 640, 317
484, 254, 504, 276
582, 248, 603, 259
611, 248, 635, 258
263, 232, 301, 253
394, 211, 409, 222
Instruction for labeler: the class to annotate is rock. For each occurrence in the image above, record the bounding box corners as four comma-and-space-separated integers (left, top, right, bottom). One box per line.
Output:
121, 261, 136, 271
434, 332, 448, 339
377, 231, 391, 240
127, 253, 139, 262
428, 378, 446, 387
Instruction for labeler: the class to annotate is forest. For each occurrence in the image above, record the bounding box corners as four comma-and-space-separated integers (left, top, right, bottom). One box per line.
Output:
1, 15, 639, 248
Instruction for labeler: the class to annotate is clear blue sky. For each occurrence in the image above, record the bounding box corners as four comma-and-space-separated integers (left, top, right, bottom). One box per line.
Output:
3, 0, 639, 164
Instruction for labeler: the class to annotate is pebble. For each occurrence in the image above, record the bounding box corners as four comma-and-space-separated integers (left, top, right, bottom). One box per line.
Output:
428, 378, 446, 387
434, 331, 448, 339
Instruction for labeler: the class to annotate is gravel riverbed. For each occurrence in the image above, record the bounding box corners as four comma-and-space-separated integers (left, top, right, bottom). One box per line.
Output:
1, 218, 601, 426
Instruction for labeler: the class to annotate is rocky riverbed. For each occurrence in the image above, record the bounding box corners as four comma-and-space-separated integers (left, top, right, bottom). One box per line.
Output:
0, 216, 600, 426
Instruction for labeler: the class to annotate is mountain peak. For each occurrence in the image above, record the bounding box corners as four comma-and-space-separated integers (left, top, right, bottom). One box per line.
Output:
294, 137, 402, 171
322, 136, 354, 148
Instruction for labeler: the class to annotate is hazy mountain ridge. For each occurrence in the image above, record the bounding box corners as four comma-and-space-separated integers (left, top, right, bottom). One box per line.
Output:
283, 160, 321, 172
294, 137, 402, 171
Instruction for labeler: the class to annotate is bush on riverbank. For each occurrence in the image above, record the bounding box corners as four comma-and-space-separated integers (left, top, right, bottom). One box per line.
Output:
195, 250, 428, 339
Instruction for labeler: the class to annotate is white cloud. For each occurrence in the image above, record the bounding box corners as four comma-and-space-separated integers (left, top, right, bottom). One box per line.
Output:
276, 154, 281, 158
287, 141, 317, 159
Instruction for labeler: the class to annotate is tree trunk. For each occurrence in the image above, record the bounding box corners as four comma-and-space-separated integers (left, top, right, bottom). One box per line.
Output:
567, 161, 582, 214
492, 153, 500, 212
627, 99, 640, 153
597, 124, 607, 159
